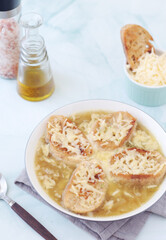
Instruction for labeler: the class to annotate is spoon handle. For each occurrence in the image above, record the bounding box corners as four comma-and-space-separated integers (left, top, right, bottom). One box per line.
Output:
11, 202, 57, 240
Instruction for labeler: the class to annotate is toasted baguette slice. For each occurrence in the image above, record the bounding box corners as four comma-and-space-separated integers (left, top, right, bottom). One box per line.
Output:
91, 112, 136, 150
121, 24, 154, 69
63, 161, 107, 214
110, 148, 166, 185
46, 115, 93, 166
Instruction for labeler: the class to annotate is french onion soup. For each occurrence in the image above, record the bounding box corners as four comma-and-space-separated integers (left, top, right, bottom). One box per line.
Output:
35, 111, 166, 217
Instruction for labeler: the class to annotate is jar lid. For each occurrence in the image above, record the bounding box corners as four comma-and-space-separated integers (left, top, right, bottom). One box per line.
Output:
0, 0, 20, 12
0, 0, 21, 18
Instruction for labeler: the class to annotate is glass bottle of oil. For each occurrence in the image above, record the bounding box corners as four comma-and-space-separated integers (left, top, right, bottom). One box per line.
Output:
17, 13, 54, 101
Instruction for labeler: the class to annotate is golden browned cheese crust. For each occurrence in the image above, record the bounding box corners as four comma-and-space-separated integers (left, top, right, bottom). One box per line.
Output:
46, 115, 93, 166
110, 148, 166, 185
121, 24, 154, 69
62, 161, 107, 214
91, 111, 136, 150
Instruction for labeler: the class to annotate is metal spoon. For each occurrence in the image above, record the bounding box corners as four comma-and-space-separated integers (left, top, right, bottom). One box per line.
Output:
0, 173, 57, 240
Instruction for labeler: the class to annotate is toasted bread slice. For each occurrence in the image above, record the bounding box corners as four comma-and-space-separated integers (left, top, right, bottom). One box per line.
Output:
121, 24, 154, 69
46, 115, 93, 166
110, 148, 166, 185
63, 161, 107, 214
91, 112, 136, 150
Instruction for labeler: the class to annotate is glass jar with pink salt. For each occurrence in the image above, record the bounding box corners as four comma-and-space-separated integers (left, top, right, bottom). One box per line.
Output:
0, 0, 21, 79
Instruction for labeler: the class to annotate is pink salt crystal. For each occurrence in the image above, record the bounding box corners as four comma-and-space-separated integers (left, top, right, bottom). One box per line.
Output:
0, 18, 19, 79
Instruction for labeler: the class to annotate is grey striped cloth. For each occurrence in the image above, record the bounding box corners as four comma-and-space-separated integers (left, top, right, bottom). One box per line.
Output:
15, 170, 166, 240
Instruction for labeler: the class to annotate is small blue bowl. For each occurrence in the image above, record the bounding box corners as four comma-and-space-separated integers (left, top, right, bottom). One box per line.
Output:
124, 49, 166, 107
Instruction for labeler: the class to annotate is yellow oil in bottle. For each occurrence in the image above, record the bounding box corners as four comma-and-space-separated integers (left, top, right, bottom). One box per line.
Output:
17, 13, 55, 102
17, 66, 55, 101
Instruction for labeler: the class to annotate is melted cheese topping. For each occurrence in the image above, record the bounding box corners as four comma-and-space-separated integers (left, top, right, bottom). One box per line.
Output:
111, 149, 166, 176
69, 162, 106, 209
48, 118, 91, 157
128, 50, 166, 86
90, 113, 134, 146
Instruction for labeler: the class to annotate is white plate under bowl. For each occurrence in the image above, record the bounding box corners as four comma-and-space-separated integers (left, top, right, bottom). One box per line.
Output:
25, 100, 166, 221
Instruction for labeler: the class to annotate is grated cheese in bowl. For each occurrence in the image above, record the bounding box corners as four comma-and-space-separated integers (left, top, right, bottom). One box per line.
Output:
127, 50, 166, 86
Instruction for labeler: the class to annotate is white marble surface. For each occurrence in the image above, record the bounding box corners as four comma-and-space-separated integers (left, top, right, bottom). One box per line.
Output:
0, 0, 166, 239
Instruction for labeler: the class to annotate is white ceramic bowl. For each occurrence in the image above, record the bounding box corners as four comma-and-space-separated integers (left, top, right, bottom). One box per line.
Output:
124, 49, 166, 107
26, 100, 166, 221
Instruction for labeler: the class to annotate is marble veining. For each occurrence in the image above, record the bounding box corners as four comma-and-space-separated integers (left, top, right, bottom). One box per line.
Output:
0, 0, 166, 239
